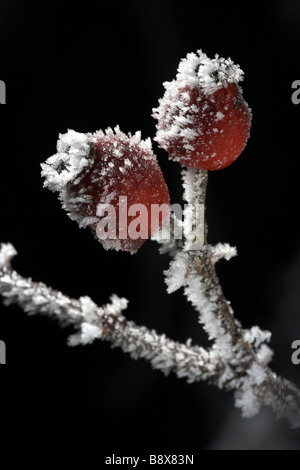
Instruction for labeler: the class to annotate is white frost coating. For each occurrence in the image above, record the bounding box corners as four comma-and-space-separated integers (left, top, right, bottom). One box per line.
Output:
41, 129, 98, 231
181, 168, 207, 250
68, 323, 103, 346
79, 295, 100, 323
235, 385, 262, 418
153, 49, 244, 154
91, 126, 154, 161
235, 363, 268, 418
211, 243, 237, 263
77, 216, 100, 228
1, 242, 300, 426
184, 271, 225, 342
0, 243, 222, 381
244, 326, 272, 349
0, 243, 128, 337
243, 326, 273, 367
41, 126, 161, 254
182, 168, 206, 205
234, 359, 300, 425
216, 111, 224, 120
105, 294, 129, 316
0, 243, 17, 269
255, 344, 273, 366
41, 130, 93, 192
164, 251, 190, 293
176, 49, 243, 95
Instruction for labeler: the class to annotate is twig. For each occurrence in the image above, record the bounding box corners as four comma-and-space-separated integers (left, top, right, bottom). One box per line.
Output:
1, 241, 300, 427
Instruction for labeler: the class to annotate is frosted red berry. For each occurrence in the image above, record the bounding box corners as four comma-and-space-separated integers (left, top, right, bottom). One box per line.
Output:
41, 127, 170, 254
153, 50, 252, 170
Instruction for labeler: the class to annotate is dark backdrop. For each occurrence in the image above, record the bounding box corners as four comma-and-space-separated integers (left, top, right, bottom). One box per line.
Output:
1, 0, 300, 450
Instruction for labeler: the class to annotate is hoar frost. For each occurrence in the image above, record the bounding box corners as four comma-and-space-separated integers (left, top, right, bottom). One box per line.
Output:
41, 126, 169, 254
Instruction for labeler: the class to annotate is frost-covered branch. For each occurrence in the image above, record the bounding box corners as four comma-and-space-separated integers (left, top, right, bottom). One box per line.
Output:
1, 242, 300, 427
0, 242, 225, 381
163, 168, 300, 427
181, 168, 208, 249
1, 49, 300, 431
168, 168, 242, 345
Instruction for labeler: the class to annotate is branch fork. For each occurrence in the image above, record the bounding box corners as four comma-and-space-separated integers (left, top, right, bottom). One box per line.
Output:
1, 168, 300, 427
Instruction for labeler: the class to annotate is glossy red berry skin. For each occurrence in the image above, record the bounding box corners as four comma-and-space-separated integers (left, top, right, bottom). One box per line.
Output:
167, 83, 251, 170
71, 131, 169, 253
153, 49, 252, 171
42, 128, 170, 254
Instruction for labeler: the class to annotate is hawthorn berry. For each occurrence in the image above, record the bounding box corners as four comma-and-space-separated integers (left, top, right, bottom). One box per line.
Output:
41, 127, 170, 254
153, 49, 252, 170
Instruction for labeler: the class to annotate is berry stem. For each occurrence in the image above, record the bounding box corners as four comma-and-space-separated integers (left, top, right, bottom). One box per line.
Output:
182, 167, 208, 248
181, 169, 245, 346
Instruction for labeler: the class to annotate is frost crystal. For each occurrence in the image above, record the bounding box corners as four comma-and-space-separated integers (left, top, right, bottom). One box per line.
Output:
0, 243, 17, 269
182, 168, 207, 250
41, 130, 93, 192
153, 50, 250, 171
41, 126, 169, 254
153, 50, 244, 156
1, 239, 300, 427
211, 243, 237, 263
176, 49, 243, 94
164, 251, 190, 293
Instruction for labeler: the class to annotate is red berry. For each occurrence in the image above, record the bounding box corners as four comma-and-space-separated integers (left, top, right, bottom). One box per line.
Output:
42, 127, 170, 254
153, 50, 252, 170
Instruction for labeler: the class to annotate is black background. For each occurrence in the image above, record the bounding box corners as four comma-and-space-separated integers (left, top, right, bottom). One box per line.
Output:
1, 0, 300, 450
